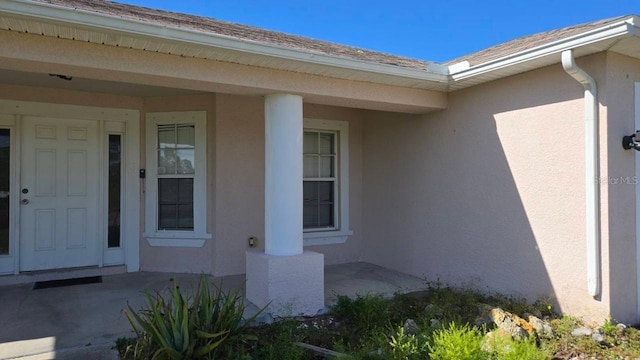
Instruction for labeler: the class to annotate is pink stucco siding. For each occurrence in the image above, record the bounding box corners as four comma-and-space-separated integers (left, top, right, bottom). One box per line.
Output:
362, 53, 636, 323
601, 52, 640, 323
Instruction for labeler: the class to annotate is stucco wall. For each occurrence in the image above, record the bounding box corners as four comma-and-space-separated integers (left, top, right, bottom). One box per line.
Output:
362, 53, 616, 322
213, 94, 264, 276
212, 95, 365, 276
602, 52, 640, 323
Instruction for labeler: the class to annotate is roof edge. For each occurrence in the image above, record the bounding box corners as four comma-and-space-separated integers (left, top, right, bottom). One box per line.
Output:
0, 0, 450, 84
449, 15, 638, 81
1, 1, 637, 92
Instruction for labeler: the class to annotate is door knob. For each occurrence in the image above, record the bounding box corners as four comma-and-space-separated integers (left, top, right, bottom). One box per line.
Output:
21, 199, 29, 205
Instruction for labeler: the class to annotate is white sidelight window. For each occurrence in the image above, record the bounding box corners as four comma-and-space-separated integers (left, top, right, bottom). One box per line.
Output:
144, 111, 210, 247
303, 119, 351, 245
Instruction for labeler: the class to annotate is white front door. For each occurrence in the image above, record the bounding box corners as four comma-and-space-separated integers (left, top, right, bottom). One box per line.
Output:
19, 116, 99, 271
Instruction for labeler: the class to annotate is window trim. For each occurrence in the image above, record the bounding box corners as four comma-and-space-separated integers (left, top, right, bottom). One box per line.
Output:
303, 118, 352, 246
144, 111, 211, 247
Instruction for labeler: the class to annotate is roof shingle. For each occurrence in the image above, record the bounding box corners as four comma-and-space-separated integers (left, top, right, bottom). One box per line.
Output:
446, 16, 629, 66
32, 0, 431, 69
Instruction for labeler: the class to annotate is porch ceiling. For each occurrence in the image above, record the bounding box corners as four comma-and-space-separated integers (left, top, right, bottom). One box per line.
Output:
0, 69, 207, 98
0, 28, 447, 114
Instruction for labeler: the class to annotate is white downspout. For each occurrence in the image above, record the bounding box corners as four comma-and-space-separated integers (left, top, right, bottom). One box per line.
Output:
561, 49, 600, 297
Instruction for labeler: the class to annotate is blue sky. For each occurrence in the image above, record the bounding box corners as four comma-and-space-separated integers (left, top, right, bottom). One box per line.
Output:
123, 0, 638, 62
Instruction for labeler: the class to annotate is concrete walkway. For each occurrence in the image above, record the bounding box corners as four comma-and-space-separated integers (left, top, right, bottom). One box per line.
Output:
0, 262, 426, 359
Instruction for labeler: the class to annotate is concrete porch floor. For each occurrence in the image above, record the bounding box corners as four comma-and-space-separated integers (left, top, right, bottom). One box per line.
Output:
0, 262, 427, 360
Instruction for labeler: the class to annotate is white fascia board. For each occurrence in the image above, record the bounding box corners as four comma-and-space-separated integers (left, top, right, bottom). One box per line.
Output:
0, 0, 449, 83
450, 17, 638, 81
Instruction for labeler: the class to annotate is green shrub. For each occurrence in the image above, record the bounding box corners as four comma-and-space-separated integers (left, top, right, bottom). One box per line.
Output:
501, 338, 547, 360
601, 318, 617, 336
331, 294, 390, 332
123, 276, 262, 359
387, 326, 429, 360
428, 322, 486, 360
484, 332, 547, 360
253, 319, 306, 360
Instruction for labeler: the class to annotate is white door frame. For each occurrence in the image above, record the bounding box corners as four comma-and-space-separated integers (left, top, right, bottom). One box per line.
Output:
0, 100, 140, 274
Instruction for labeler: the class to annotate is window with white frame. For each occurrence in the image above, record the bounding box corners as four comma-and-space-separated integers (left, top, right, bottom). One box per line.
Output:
303, 119, 352, 245
144, 111, 210, 247
303, 130, 336, 229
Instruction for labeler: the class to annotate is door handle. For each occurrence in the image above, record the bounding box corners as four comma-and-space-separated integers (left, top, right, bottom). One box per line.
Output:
21, 199, 29, 205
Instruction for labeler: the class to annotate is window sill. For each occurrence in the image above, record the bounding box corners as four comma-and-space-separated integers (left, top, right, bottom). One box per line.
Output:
145, 232, 212, 247
303, 230, 353, 246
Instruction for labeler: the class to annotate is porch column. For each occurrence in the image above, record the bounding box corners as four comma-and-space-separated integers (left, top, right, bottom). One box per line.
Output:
246, 94, 324, 316
264, 94, 303, 255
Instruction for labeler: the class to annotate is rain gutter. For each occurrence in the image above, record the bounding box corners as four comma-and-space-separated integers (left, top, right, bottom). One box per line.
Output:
561, 49, 600, 297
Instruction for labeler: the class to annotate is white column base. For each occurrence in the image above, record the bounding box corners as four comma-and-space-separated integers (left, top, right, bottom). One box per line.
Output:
246, 250, 324, 316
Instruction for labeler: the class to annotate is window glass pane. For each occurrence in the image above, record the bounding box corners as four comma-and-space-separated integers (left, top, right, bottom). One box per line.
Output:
303, 203, 318, 229
107, 135, 121, 248
318, 181, 334, 203
158, 204, 178, 229
158, 178, 193, 231
303, 181, 318, 202
303, 180, 335, 229
176, 149, 195, 174
303, 155, 318, 178
319, 156, 334, 178
157, 124, 175, 149
177, 125, 195, 149
319, 133, 334, 155
177, 178, 194, 204
177, 204, 194, 229
158, 178, 178, 204
318, 204, 334, 227
0, 129, 9, 255
158, 149, 177, 175
303, 132, 317, 154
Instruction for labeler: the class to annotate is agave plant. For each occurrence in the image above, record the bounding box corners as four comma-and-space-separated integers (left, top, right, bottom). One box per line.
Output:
125, 276, 263, 359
